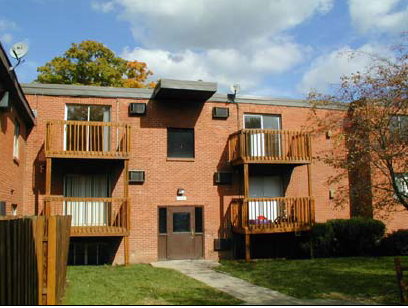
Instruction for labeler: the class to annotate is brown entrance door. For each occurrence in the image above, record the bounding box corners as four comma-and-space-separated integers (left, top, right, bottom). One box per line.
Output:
167, 206, 198, 260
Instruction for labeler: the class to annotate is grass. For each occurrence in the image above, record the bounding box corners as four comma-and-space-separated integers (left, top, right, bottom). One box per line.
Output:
62, 264, 242, 305
216, 256, 408, 305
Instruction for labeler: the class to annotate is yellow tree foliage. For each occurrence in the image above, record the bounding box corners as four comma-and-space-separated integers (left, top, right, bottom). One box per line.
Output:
36, 40, 155, 88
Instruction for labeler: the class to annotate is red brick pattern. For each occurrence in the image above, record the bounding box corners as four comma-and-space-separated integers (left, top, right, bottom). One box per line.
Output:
0, 104, 28, 215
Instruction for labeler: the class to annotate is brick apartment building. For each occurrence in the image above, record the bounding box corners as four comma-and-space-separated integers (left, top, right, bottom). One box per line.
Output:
0, 43, 35, 216
19, 80, 353, 264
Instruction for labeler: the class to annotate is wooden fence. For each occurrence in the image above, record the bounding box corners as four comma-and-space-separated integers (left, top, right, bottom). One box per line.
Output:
0, 216, 71, 305
395, 258, 408, 303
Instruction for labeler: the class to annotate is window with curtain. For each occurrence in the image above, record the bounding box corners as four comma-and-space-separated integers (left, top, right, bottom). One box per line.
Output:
64, 174, 110, 226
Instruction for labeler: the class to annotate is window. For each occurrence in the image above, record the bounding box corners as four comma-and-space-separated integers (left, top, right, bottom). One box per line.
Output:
13, 121, 20, 159
0, 201, 5, 216
167, 128, 194, 158
244, 114, 281, 130
395, 173, 408, 197
390, 115, 408, 138
65, 105, 111, 152
195, 207, 203, 233
12, 204, 17, 216
173, 212, 191, 232
159, 208, 167, 234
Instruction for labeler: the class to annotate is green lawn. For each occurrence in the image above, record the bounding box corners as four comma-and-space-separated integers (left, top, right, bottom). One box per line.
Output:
63, 264, 242, 305
216, 256, 407, 305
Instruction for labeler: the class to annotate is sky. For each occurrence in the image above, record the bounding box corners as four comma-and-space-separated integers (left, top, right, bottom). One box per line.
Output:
0, 0, 407, 98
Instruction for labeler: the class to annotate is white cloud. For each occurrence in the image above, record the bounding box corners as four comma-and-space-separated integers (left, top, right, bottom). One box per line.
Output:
101, 0, 334, 50
349, 0, 408, 34
121, 38, 306, 93
91, 1, 115, 13
2, 33, 12, 44
298, 44, 392, 94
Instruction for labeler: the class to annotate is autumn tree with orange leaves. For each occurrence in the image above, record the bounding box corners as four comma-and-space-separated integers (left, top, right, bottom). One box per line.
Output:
307, 35, 408, 217
36, 40, 155, 88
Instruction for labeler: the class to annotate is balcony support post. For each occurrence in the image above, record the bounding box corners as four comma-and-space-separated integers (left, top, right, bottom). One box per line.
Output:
245, 233, 251, 262
45, 158, 52, 216
124, 160, 130, 265
243, 163, 249, 198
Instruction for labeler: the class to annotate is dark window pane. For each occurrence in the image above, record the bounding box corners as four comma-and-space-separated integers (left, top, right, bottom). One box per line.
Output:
173, 212, 190, 232
263, 115, 280, 129
89, 106, 111, 122
245, 116, 261, 129
195, 207, 203, 233
167, 128, 194, 158
67, 105, 88, 121
159, 208, 167, 234
0, 201, 5, 216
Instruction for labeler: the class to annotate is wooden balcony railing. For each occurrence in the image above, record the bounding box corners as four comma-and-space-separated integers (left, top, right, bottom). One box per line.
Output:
45, 120, 131, 159
231, 197, 314, 233
229, 129, 312, 164
43, 196, 129, 236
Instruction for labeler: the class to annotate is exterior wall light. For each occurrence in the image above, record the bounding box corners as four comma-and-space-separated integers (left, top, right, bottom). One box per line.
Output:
177, 188, 185, 196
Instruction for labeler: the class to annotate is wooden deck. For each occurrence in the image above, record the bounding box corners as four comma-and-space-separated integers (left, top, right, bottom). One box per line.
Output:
45, 120, 131, 159
44, 196, 130, 237
228, 129, 312, 165
231, 197, 315, 234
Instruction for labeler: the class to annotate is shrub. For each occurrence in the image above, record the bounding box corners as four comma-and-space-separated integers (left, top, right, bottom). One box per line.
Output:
309, 223, 335, 258
379, 230, 408, 256
308, 218, 385, 258
328, 217, 385, 257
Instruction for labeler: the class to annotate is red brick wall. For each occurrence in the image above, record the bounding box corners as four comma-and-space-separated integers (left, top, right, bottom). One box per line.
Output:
24, 94, 351, 263
0, 103, 28, 215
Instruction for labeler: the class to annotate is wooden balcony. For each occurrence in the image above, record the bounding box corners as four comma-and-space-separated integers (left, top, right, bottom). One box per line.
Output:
228, 129, 312, 165
44, 196, 130, 237
45, 120, 131, 159
231, 197, 315, 234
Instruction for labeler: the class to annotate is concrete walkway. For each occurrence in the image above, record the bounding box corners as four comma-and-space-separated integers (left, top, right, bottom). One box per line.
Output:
151, 260, 366, 305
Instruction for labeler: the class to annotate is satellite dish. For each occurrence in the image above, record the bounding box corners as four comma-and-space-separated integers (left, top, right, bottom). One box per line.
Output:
10, 42, 29, 60
230, 83, 241, 94
8, 42, 28, 71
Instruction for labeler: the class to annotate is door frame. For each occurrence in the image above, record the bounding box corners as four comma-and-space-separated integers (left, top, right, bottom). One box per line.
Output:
157, 205, 204, 260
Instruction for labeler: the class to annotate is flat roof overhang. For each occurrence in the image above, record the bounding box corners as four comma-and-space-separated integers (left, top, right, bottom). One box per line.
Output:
152, 78, 217, 102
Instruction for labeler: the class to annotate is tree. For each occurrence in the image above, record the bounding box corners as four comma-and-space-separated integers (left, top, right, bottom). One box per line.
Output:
307, 35, 408, 217
36, 40, 155, 88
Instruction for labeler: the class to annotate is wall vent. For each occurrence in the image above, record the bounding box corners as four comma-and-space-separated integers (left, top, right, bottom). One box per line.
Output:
212, 107, 229, 119
129, 170, 145, 183
214, 172, 232, 185
129, 103, 146, 116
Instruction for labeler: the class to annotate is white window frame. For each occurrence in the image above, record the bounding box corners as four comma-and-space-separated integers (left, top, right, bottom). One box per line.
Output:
13, 121, 20, 159
395, 173, 408, 197
243, 114, 281, 130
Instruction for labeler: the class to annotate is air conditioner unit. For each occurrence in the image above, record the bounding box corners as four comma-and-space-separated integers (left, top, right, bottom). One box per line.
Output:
214, 239, 232, 251
129, 170, 145, 183
214, 172, 232, 185
0, 92, 10, 109
212, 107, 229, 119
129, 103, 146, 116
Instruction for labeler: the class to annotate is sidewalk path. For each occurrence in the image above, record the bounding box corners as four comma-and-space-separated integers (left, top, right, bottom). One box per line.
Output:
151, 260, 366, 305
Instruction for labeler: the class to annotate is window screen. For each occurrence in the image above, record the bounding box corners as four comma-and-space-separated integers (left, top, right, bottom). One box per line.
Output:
167, 128, 194, 158
159, 208, 167, 234
195, 207, 203, 233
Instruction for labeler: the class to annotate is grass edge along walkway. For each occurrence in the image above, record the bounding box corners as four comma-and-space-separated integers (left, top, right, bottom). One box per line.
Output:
62, 264, 243, 305
215, 256, 408, 305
